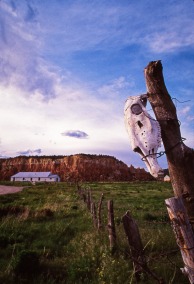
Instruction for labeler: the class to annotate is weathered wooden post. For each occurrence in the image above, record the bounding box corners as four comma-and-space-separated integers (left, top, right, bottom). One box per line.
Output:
122, 211, 165, 283
122, 211, 147, 282
91, 202, 98, 228
144, 60, 194, 282
97, 193, 104, 230
165, 197, 194, 282
144, 61, 194, 225
107, 200, 117, 253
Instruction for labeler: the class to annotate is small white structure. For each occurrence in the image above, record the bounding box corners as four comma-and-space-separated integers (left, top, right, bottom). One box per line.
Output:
11, 172, 60, 182
164, 175, 171, 182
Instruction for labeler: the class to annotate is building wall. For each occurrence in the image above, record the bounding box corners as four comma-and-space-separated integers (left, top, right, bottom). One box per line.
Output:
164, 175, 170, 182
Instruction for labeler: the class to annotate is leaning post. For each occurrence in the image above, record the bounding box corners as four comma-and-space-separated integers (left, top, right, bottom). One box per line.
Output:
122, 210, 147, 281
144, 60, 194, 282
144, 61, 194, 227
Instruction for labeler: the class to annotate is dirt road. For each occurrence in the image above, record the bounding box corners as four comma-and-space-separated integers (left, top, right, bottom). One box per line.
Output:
0, 185, 23, 195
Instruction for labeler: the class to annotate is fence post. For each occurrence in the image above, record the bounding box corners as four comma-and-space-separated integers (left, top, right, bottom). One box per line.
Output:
122, 210, 148, 282
107, 200, 117, 253
165, 197, 194, 283
98, 193, 104, 230
91, 202, 98, 228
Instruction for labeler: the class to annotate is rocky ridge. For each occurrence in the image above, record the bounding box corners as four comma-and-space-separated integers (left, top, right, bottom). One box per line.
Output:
0, 154, 153, 182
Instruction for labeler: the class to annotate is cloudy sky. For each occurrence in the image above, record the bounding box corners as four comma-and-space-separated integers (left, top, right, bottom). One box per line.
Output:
0, 0, 194, 170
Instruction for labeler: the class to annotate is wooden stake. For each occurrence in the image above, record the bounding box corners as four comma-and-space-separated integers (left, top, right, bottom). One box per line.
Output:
122, 211, 147, 282
97, 193, 104, 230
91, 202, 97, 228
107, 200, 117, 253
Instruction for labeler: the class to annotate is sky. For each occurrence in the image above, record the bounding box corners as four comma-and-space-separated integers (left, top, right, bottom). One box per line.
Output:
0, 0, 194, 170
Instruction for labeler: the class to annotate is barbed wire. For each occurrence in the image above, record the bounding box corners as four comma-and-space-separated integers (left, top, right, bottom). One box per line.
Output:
139, 94, 187, 160
141, 137, 186, 161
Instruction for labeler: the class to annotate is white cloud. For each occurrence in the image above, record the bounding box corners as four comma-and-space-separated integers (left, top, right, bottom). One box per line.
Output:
0, 72, 128, 158
98, 76, 134, 99
187, 116, 194, 122
33, 0, 194, 55
179, 106, 191, 115
0, 0, 193, 170
146, 26, 194, 54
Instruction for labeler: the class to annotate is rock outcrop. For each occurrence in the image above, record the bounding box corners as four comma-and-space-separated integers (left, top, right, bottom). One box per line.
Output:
0, 154, 154, 182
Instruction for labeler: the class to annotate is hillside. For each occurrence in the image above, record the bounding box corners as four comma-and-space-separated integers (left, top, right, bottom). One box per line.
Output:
0, 154, 153, 182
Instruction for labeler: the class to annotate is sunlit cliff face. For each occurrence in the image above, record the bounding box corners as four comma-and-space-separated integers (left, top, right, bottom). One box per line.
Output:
124, 95, 163, 178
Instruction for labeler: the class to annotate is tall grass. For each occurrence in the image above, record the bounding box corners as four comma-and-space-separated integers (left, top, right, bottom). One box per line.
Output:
0, 181, 187, 283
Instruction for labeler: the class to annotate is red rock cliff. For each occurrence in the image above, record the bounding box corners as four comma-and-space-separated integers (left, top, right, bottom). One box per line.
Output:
0, 154, 153, 182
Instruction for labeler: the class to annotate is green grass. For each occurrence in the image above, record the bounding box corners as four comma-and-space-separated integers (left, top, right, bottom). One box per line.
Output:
0, 181, 188, 283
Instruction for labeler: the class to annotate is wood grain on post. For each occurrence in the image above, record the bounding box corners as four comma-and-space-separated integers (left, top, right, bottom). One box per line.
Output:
122, 211, 147, 281
165, 197, 194, 283
144, 61, 194, 226
107, 200, 117, 253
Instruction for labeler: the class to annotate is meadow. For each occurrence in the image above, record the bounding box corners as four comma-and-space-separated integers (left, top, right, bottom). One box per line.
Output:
0, 181, 187, 283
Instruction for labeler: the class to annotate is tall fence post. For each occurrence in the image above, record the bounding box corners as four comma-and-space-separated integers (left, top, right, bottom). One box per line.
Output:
165, 197, 194, 283
107, 200, 117, 253
98, 193, 104, 230
91, 202, 98, 228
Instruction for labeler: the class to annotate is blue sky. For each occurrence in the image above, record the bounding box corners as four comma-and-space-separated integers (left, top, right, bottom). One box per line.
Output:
0, 0, 194, 170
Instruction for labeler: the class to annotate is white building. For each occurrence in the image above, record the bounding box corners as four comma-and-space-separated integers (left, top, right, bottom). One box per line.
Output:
164, 175, 171, 182
11, 172, 60, 182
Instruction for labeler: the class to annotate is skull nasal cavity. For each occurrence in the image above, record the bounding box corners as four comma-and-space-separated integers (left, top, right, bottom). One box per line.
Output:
137, 121, 143, 128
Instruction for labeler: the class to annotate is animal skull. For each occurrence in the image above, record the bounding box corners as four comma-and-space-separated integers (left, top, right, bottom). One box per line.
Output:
124, 95, 163, 178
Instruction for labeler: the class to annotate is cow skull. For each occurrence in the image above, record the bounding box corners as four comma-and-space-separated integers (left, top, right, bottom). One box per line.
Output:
124, 95, 163, 178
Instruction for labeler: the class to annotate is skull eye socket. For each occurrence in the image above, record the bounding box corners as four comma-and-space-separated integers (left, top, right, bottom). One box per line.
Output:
131, 104, 143, 115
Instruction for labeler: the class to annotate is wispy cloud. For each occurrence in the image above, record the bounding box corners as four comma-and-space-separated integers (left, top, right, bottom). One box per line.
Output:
17, 149, 42, 156
61, 130, 89, 139
179, 106, 191, 115
0, 0, 65, 101
35, 0, 194, 55
98, 76, 134, 99
0, 0, 193, 170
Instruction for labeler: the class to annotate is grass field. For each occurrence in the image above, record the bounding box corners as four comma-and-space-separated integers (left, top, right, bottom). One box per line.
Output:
0, 181, 188, 283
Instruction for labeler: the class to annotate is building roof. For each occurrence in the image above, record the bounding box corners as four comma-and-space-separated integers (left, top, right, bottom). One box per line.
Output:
11, 172, 51, 178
